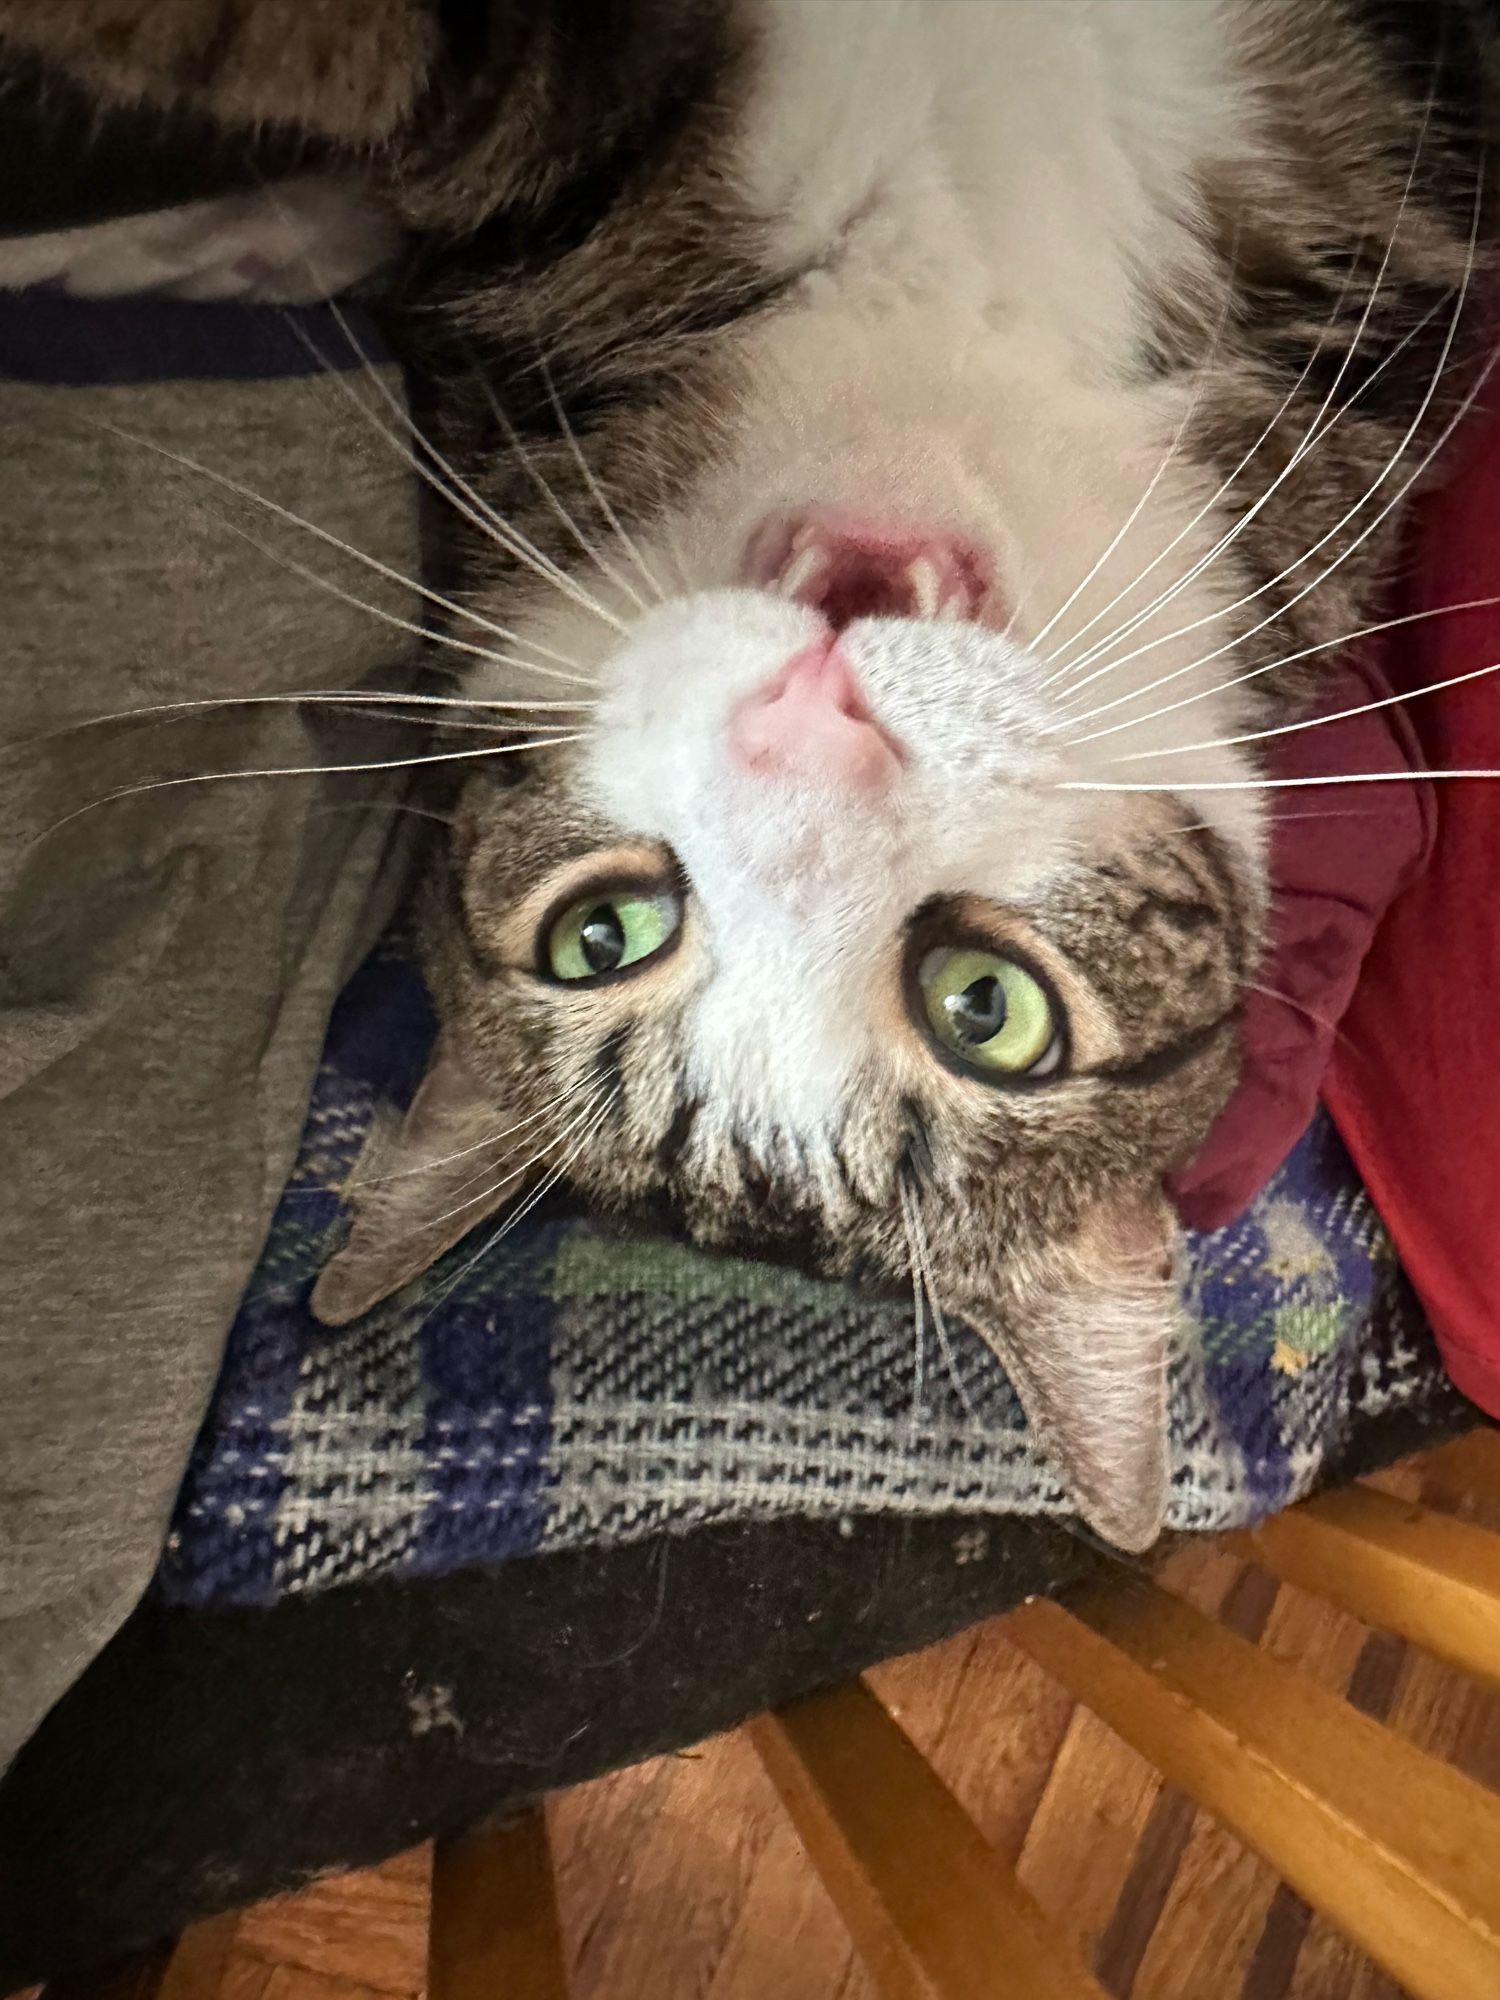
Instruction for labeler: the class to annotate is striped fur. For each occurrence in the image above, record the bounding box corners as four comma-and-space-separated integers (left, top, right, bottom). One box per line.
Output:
12, 1, 1495, 1546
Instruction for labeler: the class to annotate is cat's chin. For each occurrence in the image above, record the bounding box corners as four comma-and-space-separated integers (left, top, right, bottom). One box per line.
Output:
742, 506, 1000, 631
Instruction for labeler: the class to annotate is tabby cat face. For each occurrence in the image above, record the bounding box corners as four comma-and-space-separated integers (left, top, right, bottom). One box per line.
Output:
309, 0, 1492, 1549
316, 512, 1261, 1550
465, 581, 1254, 1261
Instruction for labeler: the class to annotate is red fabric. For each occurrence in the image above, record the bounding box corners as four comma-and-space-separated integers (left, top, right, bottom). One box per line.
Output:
1167, 394, 1500, 1419
1167, 658, 1432, 1232
1321, 410, 1500, 1419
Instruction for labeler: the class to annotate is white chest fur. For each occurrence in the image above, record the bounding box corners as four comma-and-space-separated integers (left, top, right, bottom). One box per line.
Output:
739, 0, 1246, 378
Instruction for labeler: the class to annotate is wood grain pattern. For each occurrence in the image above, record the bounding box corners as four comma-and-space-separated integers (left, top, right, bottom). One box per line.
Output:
428, 1814, 568, 2000
702, 1785, 870, 2000
230, 1972, 405, 2000
1288, 1615, 1500, 2000
45, 1920, 244, 2000
1088, 1561, 1278, 1997
1282, 1444, 1500, 2000
153, 1924, 246, 2000
232, 1851, 428, 1994
1244, 1487, 1500, 1692
1011, 1583, 1500, 2000
548, 1746, 691, 1990
1405, 1428, 1500, 1512
1131, 1578, 1377, 2000
545, 1611, 1093, 2000
749, 1679, 1108, 1999
1016, 1696, 1166, 1979
867, 1618, 1077, 1866
1015, 1544, 1242, 1984
553, 1725, 805, 2000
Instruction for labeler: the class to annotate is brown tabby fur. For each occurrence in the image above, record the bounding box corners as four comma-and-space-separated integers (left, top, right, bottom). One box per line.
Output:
8, 0, 1498, 1549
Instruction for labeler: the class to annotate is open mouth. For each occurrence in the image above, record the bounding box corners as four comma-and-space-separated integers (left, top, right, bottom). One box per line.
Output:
743, 507, 993, 628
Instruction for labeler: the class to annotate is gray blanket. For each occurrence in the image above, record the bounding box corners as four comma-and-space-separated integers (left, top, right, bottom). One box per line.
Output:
0, 295, 417, 1764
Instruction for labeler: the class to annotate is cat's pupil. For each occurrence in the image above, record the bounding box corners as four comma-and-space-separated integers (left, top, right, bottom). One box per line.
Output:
945, 974, 1006, 1045
580, 905, 625, 973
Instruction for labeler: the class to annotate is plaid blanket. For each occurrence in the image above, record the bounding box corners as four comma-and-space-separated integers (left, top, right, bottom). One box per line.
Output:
159, 931, 1450, 1607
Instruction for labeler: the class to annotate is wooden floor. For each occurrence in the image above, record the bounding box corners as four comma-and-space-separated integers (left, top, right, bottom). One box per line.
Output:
204, 1460, 1500, 2000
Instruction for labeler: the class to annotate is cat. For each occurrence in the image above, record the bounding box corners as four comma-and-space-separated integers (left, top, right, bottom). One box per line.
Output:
8, 0, 1496, 1550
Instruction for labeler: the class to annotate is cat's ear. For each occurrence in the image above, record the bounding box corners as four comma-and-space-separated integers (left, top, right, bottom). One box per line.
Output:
964, 1196, 1179, 1554
310, 1033, 515, 1327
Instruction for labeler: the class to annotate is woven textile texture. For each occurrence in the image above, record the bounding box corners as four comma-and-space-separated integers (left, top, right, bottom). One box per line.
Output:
156, 930, 1450, 1608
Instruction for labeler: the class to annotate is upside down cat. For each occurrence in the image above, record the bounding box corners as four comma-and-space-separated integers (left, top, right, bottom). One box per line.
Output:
7, 0, 1496, 1548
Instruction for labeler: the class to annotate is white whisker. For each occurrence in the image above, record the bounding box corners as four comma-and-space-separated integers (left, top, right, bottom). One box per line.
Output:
423, 1080, 614, 1230
245, 200, 634, 648
6, 684, 590, 758
659, 517, 696, 596
1243, 978, 1349, 1043
905, 1184, 979, 1425
1090, 594, 1500, 753
209, 508, 592, 686
1045, 299, 1443, 696
438, 1061, 616, 1206
1043, 99, 1443, 692
32, 731, 584, 849
280, 309, 629, 636
1108, 654, 1500, 766
1032, 240, 1364, 680
1163, 803, 1396, 837
898, 1181, 928, 1430
351, 1066, 608, 1188
90, 417, 597, 686
462, 352, 651, 613
421, 1081, 622, 1320
1061, 768, 1500, 792
535, 345, 670, 609
1057, 162, 1489, 731
1025, 295, 1228, 661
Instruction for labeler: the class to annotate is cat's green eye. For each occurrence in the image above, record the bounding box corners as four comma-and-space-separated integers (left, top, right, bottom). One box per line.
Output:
916, 946, 1061, 1077
544, 885, 682, 983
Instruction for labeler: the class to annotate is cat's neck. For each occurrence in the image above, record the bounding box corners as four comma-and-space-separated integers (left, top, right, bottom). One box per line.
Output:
664, 0, 1248, 583
477, 0, 1265, 860
738, 0, 1241, 381
627, 2, 1258, 757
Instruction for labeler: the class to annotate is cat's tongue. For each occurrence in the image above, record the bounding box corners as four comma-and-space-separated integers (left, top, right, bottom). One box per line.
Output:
744, 508, 991, 627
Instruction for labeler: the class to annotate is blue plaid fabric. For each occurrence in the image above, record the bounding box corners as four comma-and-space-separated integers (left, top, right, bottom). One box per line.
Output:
159, 931, 1450, 1607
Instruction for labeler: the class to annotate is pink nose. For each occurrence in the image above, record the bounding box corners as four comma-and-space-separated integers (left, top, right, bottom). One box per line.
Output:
729, 640, 903, 791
